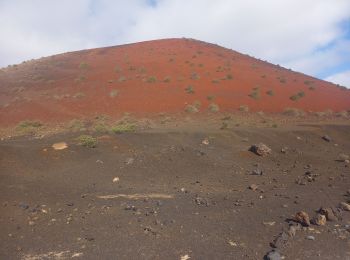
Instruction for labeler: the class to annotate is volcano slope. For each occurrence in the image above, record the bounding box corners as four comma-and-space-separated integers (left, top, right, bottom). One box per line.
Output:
0, 38, 350, 126
1, 39, 350, 260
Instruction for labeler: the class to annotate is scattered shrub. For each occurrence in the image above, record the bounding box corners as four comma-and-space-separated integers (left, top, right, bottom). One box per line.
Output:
248, 88, 260, 100
111, 123, 136, 133
207, 95, 215, 101
266, 90, 274, 96
114, 66, 122, 73
147, 76, 157, 83
73, 92, 85, 99
185, 104, 199, 113
191, 72, 200, 80
68, 119, 85, 131
94, 123, 109, 133
109, 89, 119, 98
79, 62, 88, 69
76, 135, 97, 148
185, 85, 195, 94
118, 76, 126, 82
163, 76, 171, 83
283, 107, 305, 117
289, 91, 305, 101
16, 120, 42, 132
239, 105, 249, 112
208, 103, 220, 113
226, 74, 233, 80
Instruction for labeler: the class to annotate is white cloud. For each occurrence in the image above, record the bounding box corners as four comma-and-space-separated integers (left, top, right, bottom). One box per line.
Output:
325, 70, 350, 88
0, 0, 349, 87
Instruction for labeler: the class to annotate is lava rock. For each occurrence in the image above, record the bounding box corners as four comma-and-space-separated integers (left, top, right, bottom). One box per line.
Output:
249, 184, 258, 191
322, 135, 332, 142
295, 211, 310, 226
251, 168, 263, 175
339, 202, 350, 211
265, 250, 282, 260
249, 143, 272, 156
311, 213, 326, 226
271, 231, 289, 248
319, 207, 338, 221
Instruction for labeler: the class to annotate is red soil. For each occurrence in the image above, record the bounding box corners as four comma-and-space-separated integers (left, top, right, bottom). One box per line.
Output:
0, 38, 349, 126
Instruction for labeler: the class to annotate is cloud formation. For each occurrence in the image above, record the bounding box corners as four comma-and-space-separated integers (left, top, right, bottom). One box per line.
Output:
0, 0, 349, 87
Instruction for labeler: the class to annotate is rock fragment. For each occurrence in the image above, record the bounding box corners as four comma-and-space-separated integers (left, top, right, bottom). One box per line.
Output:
319, 207, 338, 221
339, 202, 350, 211
249, 143, 271, 156
249, 184, 258, 191
295, 211, 310, 226
311, 214, 326, 226
322, 135, 331, 142
271, 231, 289, 248
265, 250, 282, 260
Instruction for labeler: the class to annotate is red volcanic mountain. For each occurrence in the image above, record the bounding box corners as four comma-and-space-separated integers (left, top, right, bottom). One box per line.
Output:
0, 38, 349, 126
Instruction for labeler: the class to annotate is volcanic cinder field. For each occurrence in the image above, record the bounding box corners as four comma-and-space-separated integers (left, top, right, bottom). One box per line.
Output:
1, 39, 350, 260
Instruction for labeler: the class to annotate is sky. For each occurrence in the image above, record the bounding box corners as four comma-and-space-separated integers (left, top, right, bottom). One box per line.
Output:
0, 0, 349, 87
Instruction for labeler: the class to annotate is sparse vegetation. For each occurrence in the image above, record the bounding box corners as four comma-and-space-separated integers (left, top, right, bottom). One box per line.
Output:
118, 76, 126, 82
212, 79, 220, 84
207, 95, 215, 101
79, 62, 88, 69
163, 76, 171, 83
266, 90, 274, 96
147, 76, 157, 83
249, 88, 260, 100
16, 120, 43, 134
76, 135, 97, 148
185, 100, 201, 113
109, 89, 119, 98
226, 74, 233, 80
191, 73, 200, 80
75, 75, 86, 82
111, 122, 136, 133
73, 92, 85, 99
239, 105, 249, 112
289, 91, 305, 101
185, 85, 195, 94
283, 107, 305, 117
114, 65, 122, 73
68, 119, 86, 132
208, 103, 220, 113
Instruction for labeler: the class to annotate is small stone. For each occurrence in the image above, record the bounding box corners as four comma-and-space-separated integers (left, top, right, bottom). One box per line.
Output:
311, 214, 326, 226
124, 205, 137, 211
19, 203, 29, 210
52, 142, 68, 150
194, 197, 209, 206
265, 250, 282, 260
280, 147, 288, 154
306, 235, 315, 240
249, 143, 271, 156
112, 177, 120, 183
125, 158, 134, 165
288, 224, 300, 237
202, 138, 209, 145
338, 153, 349, 162
249, 184, 258, 191
271, 232, 289, 248
319, 207, 337, 221
251, 168, 263, 175
295, 211, 310, 226
339, 202, 350, 211
322, 135, 331, 142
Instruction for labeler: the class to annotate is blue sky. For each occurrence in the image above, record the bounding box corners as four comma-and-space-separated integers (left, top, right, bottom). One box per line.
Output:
0, 0, 349, 87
